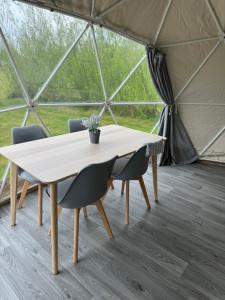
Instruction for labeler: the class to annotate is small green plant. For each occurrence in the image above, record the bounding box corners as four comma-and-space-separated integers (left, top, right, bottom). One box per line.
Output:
82, 115, 100, 133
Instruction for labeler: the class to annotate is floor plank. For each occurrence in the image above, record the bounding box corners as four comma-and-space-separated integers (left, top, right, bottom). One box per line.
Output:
0, 162, 225, 299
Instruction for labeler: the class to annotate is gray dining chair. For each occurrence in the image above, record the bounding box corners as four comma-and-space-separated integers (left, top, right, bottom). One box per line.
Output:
11, 124, 47, 225
111, 145, 151, 224
47, 156, 117, 263
68, 118, 88, 217
68, 118, 114, 217
68, 119, 86, 133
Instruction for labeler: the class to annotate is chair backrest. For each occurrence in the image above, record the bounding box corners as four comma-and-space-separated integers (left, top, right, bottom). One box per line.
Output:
68, 119, 86, 133
59, 156, 117, 209
12, 124, 47, 145
118, 145, 149, 180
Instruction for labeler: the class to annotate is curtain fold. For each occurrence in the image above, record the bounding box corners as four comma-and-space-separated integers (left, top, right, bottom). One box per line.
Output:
147, 47, 198, 165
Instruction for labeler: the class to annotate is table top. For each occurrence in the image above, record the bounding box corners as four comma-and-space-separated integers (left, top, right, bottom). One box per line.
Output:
0, 125, 164, 183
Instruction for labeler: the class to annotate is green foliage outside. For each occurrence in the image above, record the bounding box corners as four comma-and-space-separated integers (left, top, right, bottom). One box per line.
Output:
0, 71, 13, 99
0, 2, 160, 106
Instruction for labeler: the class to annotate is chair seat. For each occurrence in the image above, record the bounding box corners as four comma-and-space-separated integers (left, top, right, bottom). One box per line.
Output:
112, 157, 130, 179
19, 170, 40, 184
46, 177, 75, 205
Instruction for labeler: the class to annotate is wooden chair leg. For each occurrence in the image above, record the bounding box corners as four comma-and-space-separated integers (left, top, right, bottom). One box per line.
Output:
38, 184, 43, 225
18, 180, 30, 208
48, 207, 62, 236
73, 208, 80, 264
125, 181, 129, 225
138, 176, 151, 209
83, 207, 87, 218
121, 180, 125, 195
151, 155, 158, 202
95, 200, 113, 239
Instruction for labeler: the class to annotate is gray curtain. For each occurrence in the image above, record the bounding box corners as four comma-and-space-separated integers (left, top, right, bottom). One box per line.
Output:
147, 47, 198, 165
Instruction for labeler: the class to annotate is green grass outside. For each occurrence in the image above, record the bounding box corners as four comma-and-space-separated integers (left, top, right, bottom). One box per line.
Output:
0, 99, 161, 178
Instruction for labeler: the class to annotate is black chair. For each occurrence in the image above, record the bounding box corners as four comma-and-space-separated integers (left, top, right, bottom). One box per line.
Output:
11, 125, 47, 225
68, 118, 114, 216
68, 119, 86, 133
68, 118, 88, 216
47, 156, 117, 263
112, 145, 151, 224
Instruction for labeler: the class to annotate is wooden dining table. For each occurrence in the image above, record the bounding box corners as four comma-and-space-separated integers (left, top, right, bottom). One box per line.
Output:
0, 124, 164, 274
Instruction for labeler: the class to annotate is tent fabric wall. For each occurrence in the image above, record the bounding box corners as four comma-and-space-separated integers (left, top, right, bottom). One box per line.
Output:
17, 0, 225, 163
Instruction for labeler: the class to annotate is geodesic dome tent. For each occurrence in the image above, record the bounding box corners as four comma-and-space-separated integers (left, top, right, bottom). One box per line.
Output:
0, 0, 225, 201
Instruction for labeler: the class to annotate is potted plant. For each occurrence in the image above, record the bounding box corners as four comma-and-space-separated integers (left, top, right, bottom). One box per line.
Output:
82, 115, 101, 144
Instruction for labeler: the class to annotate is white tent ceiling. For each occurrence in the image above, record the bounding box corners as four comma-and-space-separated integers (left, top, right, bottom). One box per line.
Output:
16, 0, 225, 163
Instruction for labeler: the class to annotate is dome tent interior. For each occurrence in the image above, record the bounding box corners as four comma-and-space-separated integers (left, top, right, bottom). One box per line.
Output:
15, 0, 225, 164
0, 1, 225, 297
0, 0, 225, 201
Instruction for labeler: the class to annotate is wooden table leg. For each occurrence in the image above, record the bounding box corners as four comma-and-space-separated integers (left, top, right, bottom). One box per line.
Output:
151, 155, 158, 202
10, 161, 18, 226
125, 180, 129, 225
38, 184, 43, 226
50, 183, 58, 275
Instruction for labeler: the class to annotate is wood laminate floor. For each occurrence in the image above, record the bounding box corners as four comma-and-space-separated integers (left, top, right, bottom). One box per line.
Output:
0, 162, 225, 300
